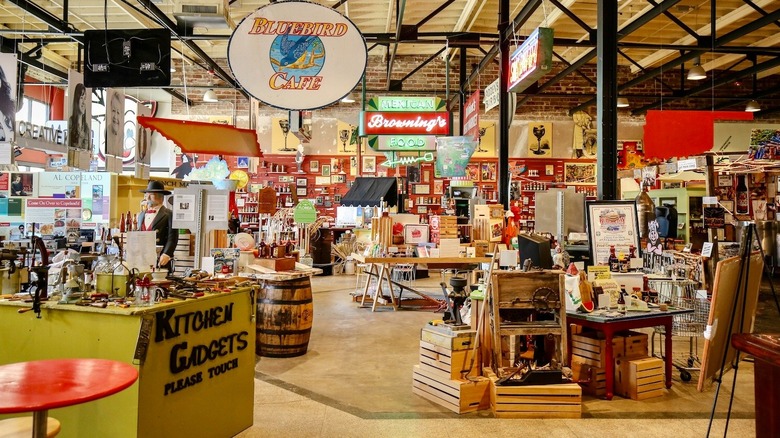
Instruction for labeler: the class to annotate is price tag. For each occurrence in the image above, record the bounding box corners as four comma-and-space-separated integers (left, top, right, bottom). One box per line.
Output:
701, 242, 714, 258
588, 265, 611, 281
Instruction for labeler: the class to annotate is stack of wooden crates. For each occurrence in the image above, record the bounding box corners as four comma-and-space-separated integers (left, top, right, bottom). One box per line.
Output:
429, 215, 458, 244
411, 325, 490, 413
571, 329, 665, 400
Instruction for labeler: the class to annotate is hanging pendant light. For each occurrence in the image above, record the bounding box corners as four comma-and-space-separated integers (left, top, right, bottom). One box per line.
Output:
203, 89, 219, 102
687, 56, 706, 81
616, 97, 630, 108
745, 99, 761, 112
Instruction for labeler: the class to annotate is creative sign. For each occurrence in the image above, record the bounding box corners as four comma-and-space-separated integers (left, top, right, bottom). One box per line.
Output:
367, 135, 437, 152
293, 199, 317, 223
508, 27, 553, 93
227, 1, 367, 110
359, 111, 451, 136
463, 90, 480, 140
366, 96, 445, 112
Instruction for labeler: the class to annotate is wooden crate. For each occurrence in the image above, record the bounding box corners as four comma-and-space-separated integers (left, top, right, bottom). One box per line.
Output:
621, 330, 649, 358
412, 365, 490, 414
420, 326, 476, 351
614, 356, 666, 400
484, 369, 582, 418
571, 360, 605, 397
252, 257, 296, 272
571, 332, 625, 368
419, 340, 477, 381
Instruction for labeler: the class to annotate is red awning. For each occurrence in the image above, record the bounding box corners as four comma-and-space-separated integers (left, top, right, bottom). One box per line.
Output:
138, 116, 262, 157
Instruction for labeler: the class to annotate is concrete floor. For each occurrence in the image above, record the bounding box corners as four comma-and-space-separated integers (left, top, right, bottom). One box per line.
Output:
236, 273, 780, 437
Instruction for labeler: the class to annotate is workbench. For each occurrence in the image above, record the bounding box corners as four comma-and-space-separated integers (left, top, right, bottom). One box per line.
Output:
0, 288, 255, 438
359, 256, 493, 312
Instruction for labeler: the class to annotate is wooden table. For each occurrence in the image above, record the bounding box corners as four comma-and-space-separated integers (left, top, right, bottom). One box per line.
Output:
567, 308, 692, 400
0, 359, 138, 438
732, 333, 780, 438
360, 257, 493, 312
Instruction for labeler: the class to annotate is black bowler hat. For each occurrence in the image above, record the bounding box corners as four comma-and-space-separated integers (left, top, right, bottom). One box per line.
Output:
140, 180, 172, 195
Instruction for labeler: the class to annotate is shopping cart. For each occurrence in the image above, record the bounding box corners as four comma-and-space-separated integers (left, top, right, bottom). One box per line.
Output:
649, 279, 711, 382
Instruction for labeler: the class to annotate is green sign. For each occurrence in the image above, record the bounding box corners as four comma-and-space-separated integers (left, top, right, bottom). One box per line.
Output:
367, 135, 437, 152
293, 199, 317, 224
366, 96, 445, 112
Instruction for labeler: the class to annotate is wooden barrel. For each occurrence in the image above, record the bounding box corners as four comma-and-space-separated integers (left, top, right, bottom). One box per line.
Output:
256, 277, 314, 357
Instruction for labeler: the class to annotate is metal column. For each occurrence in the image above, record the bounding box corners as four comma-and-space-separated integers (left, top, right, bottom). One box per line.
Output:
596, 0, 618, 200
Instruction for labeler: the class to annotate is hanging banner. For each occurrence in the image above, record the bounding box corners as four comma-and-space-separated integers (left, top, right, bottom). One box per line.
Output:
463, 90, 480, 140
228, 1, 367, 110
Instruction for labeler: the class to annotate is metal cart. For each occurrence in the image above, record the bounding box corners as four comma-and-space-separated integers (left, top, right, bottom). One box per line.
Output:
649, 279, 711, 382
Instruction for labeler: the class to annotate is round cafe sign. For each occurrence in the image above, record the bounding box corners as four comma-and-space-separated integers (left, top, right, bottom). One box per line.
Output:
228, 1, 367, 111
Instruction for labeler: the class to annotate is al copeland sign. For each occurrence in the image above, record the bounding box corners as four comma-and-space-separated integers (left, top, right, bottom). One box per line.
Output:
228, 1, 367, 110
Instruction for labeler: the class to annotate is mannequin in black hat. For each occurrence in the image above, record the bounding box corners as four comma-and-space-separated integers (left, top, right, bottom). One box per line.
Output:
138, 181, 179, 270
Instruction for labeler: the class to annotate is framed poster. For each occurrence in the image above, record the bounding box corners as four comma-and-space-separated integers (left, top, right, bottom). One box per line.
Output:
586, 200, 640, 265
480, 162, 496, 182
236, 156, 249, 168
321, 165, 331, 176
296, 177, 308, 187
331, 174, 346, 184
404, 224, 429, 244
433, 180, 444, 195
564, 162, 597, 185
413, 184, 431, 195
296, 187, 308, 196
310, 160, 319, 172
362, 156, 376, 173
717, 174, 732, 187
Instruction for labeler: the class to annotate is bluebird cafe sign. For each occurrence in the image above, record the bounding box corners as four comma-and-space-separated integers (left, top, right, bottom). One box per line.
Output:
228, 1, 368, 110
508, 27, 554, 94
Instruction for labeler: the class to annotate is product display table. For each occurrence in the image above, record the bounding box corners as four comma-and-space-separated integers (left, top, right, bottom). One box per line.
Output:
567, 308, 692, 400
0, 359, 138, 438
731, 333, 780, 438
361, 256, 493, 311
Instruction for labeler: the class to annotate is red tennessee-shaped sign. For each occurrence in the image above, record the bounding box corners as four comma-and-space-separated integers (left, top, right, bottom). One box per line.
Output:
359, 111, 451, 136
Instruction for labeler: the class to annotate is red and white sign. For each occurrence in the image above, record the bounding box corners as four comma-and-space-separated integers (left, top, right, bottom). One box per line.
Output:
360, 112, 450, 136
463, 90, 480, 140
228, 1, 367, 110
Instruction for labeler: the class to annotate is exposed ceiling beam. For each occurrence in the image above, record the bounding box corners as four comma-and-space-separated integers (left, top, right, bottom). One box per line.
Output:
386, 0, 408, 89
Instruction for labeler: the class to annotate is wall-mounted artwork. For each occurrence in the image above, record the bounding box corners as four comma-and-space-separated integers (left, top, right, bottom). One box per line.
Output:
564, 162, 597, 185
480, 162, 497, 182
527, 122, 552, 157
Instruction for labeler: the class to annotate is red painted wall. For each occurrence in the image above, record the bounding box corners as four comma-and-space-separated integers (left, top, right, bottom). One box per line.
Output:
23, 80, 65, 120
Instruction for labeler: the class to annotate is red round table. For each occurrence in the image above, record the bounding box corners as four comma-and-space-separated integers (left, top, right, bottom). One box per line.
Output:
0, 359, 138, 438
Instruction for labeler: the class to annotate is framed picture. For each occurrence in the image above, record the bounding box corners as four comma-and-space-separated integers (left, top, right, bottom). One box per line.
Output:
417, 206, 428, 214
433, 180, 444, 195
334, 194, 342, 203
422, 170, 430, 183
413, 184, 431, 195
528, 122, 553, 157
236, 156, 249, 168
310, 160, 319, 172
586, 200, 640, 266
564, 162, 597, 185
659, 197, 676, 207
315, 176, 330, 185
407, 165, 420, 183
545, 164, 554, 176
404, 224, 429, 244
465, 163, 479, 181
315, 196, 323, 205
362, 156, 376, 173
331, 174, 346, 184
296, 187, 308, 196
481, 162, 497, 182
296, 177, 308, 187
321, 165, 331, 177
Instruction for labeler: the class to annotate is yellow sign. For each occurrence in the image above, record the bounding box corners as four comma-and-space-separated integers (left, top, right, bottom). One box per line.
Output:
588, 265, 612, 281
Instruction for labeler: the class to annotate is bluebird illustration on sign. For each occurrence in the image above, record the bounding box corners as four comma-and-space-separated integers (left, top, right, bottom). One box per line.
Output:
271, 32, 325, 77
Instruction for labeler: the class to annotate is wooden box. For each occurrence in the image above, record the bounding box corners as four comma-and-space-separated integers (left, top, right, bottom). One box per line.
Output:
571, 360, 605, 397
571, 332, 625, 368
252, 257, 296, 272
412, 365, 490, 414
614, 356, 665, 400
621, 330, 649, 358
472, 240, 489, 257
419, 340, 476, 381
484, 369, 581, 418
420, 326, 476, 351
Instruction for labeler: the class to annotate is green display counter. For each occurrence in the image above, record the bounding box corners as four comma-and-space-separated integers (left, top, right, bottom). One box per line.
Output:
0, 289, 255, 438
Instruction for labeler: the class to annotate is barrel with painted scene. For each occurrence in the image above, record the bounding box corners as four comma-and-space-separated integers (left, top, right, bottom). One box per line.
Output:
256, 277, 314, 357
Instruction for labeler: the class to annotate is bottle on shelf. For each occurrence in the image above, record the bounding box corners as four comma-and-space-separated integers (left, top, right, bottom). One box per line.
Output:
269, 235, 278, 259
119, 212, 126, 233
608, 245, 620, 272
125, 210, 132, 232
285, 235, 295, 256
735, 174, 749, 215
258, 234, 269, 258
617, 285, 627, 313
132, 214, 138, 232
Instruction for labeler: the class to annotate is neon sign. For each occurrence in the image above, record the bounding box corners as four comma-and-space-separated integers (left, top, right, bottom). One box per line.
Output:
366, 96, 445, 112
367, 135, 437, 151
508, 27, 553, 93
359, 111, 451, 136
380, 152, 435, 168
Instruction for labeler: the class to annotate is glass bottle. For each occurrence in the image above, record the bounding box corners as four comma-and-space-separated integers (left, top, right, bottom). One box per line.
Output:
617, 285, 627, 313
608, 245, 619, 272
269, 235, 278, 259
125, 211, 132, 232
258, 232, 268, 258
285, 236, 295, 257
132, 213, 138, 231
735, 174, 749, 215
119, 212, 126, 233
